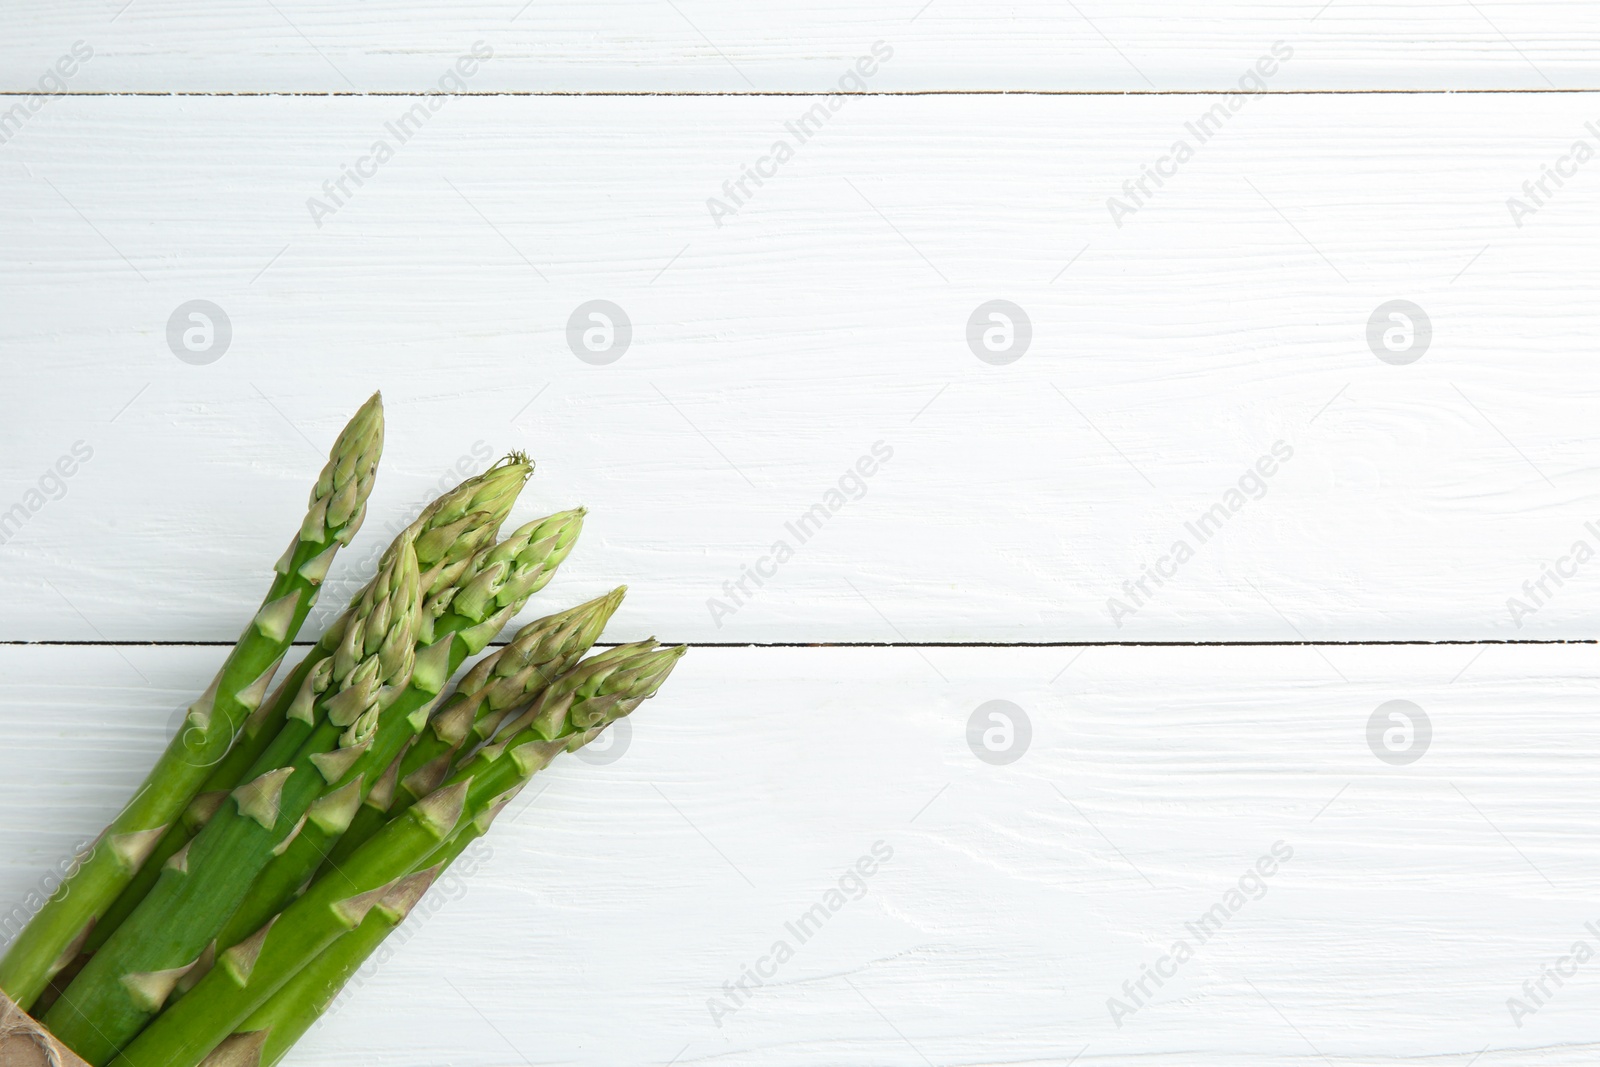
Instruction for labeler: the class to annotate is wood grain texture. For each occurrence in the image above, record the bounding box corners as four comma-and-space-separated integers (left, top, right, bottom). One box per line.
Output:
0, 644, 1595, 1065
1, 3, 1598, 93
2, 9, 1593, 1067
3, 94, 1598, 641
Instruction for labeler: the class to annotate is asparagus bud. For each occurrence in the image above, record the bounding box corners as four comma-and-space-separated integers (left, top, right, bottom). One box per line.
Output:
422, 508, 586, 649
525, 640, 686, 740
445, 586, 625, 748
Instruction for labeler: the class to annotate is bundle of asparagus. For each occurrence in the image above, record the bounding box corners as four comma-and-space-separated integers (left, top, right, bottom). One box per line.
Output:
0, 395, 686, 1067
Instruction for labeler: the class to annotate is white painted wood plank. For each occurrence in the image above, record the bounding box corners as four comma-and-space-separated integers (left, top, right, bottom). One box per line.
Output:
0, 3, 1596, 93
1, 644, 1595, 1064
3, 94, 1599, 641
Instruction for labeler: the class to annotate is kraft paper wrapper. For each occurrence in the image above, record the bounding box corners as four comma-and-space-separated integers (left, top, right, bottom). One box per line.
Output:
0, 994, 90, 1067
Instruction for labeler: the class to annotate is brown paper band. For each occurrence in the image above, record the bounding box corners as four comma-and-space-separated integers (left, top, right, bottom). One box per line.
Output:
0, 994, 90, 1067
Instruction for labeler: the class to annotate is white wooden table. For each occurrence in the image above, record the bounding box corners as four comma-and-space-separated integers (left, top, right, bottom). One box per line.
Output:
3, 5, 1598, 1064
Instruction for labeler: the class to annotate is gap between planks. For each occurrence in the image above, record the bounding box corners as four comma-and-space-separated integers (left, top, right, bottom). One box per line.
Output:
2, 88, 1599, 98
1, 639, 1595, 649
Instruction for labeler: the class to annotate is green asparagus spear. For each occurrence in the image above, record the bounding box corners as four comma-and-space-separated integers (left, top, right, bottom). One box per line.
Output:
323, 586, 625, 872
113, 642, 686, 1067
212, 513, 590, 950
204, 827, 487, 1067
0, 394, 385, 1011
80, 458, 530, 959
45, 535, 424, 1064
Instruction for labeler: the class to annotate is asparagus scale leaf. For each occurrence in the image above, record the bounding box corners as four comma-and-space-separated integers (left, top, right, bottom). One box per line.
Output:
114, 642, 686, 1067
0, 394, 385, 1012
45, 536, 424, 1065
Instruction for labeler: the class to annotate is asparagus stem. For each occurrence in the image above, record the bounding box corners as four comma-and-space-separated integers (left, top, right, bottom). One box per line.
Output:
44, 536, 424, 1065
82, 786, 229, 957
214, 514, 591, 950
212, 828, 485, 1067
0, 394, 385, 1012
73, 458, 532, 965
113, 642, 686, 1067
113, 780, 471, 1067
